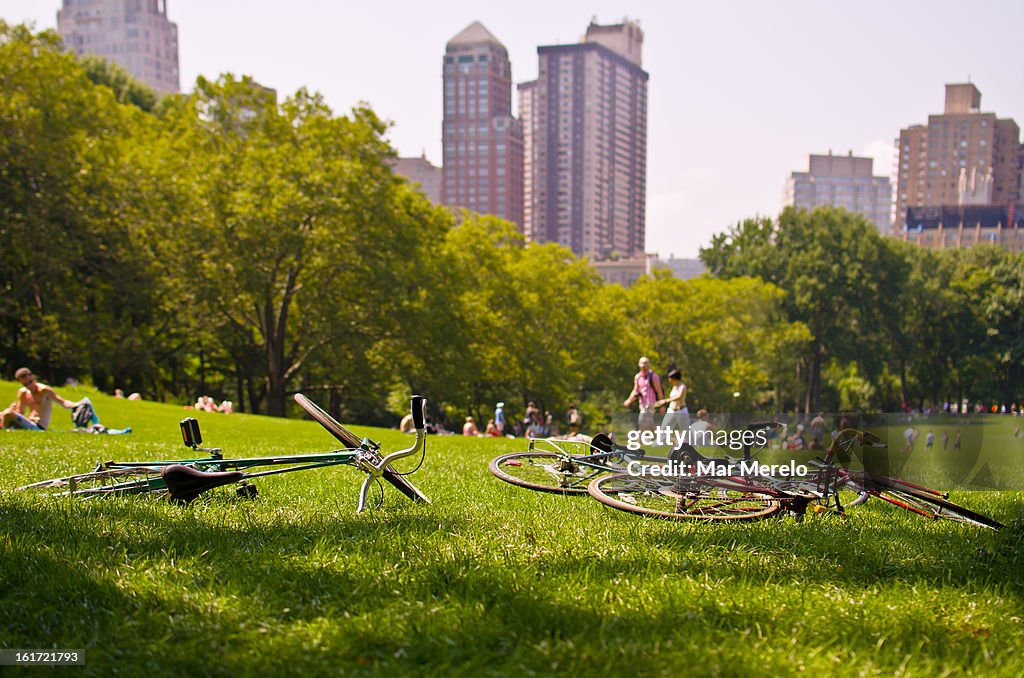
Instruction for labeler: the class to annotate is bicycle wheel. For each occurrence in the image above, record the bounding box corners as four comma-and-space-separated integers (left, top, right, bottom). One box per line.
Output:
18, 467, 166, 497
489, 452, 603, 494
865, 477, 1003, 529
589, 473, 782, 521
294, 393, 363, 448
381, 465, 430, 504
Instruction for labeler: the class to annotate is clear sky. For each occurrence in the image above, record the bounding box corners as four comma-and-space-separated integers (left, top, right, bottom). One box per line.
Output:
3, 0, 1023, 258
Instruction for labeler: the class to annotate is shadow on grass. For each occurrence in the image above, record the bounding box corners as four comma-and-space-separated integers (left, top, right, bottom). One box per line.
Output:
2, 495, 1023, 674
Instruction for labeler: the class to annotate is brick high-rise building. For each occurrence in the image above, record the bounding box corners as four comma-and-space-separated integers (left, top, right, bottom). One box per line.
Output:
57, 0, 180, 94
784, 152, 892, 232
520, 19, 649, 258
441, 22, 523, 227
895, 83, 1021, 232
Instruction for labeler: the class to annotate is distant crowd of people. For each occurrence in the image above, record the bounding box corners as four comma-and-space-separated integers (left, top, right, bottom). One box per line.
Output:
905, 401, 1024, 416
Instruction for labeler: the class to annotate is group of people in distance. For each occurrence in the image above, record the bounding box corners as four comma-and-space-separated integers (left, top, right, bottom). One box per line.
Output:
192, 395, 233, 414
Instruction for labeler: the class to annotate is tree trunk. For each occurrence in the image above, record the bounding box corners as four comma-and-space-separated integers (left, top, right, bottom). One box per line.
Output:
805, 343, 822, 414
267, 372, 287, 417
899, 358, 908, 411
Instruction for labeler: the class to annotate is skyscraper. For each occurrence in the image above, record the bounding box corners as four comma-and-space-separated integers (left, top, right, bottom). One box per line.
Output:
57, 0, 180, 94
441, 22, 523, 227
784, 152, 892, 232
520, 19, 648, 258
895, 83, 1021, 232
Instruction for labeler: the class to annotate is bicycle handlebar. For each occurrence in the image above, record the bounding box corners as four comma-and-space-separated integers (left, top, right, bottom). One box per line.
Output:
357, 396, 428, 512
411, 395, 426, 429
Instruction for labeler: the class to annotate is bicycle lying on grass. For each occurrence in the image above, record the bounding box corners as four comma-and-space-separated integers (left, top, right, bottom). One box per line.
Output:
489, 434, 768, 517
18, 394, 430, 512
588, 425, 1003, 529
489, 434, 669, 494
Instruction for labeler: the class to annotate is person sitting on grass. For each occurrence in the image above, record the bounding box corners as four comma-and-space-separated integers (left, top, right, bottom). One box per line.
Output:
462, 416, 480, 437
0, 367, 83, 431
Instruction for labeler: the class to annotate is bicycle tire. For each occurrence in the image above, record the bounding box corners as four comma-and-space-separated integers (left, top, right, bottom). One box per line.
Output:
381, 465, 430, 504
864, 476, 1003, 529
489, 452, 602, 494
589, 472, 783, 521
17, 467, 166, 497
294, 393, 363, 448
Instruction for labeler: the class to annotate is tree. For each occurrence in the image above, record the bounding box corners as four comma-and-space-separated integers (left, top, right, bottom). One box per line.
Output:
701, 206, 906, 412
152, 75, 448, 416
0, 22, 176, 391
622, 271, 809, 411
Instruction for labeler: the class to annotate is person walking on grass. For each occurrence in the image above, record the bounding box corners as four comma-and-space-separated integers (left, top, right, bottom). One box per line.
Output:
656, 369, 689, 433
1, 367, 83, 431
624, 356, 663, 431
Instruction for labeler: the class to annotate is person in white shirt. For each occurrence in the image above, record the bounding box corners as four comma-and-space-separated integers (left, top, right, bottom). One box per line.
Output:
656, 369, 690, 433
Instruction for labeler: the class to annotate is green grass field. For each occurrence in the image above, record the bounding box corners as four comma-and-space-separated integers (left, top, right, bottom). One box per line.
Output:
2, 383, 1023, 676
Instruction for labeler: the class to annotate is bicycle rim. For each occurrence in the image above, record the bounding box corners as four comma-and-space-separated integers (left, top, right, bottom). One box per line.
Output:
589, 473, 782, 521
489, 452, 601, 494
18, 467, 166, 497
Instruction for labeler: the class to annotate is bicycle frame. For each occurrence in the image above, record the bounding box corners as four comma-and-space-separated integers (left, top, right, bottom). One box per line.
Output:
19, 393, 430, 512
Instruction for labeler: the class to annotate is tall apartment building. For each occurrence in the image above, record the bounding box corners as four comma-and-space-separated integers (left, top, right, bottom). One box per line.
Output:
57, 0, 179, 94
895, 83, 1021, 232
784, 152, 892, 232
520, 19, 649, 258
441, 22, 523, 227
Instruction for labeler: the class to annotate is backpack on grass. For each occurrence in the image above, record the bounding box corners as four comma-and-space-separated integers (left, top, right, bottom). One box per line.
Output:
72, 399, 97, 429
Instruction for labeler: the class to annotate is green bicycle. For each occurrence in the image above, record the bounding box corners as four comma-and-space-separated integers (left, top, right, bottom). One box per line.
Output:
18, 394, 430, 512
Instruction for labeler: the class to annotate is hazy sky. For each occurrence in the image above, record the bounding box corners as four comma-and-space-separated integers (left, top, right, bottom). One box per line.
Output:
4, 0, 1023, 258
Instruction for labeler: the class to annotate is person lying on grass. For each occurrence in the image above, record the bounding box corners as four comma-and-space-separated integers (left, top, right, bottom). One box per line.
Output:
0, 367, 83, 431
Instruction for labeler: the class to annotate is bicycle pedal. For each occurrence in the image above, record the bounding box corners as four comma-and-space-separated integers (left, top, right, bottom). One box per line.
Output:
810, 504, 847, 518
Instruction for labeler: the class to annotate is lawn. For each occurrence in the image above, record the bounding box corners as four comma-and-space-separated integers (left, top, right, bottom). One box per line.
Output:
1, 384, 1023, 676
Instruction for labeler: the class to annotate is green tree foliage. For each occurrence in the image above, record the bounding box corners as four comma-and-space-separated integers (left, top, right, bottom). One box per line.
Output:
79, 54, 158, 112
0, 22, 176, 393
151, 75, 451, 416
620, 271, 810, 411
701, 207, 910, 411
702, 207, 1024, 411
430, 215, 613, 421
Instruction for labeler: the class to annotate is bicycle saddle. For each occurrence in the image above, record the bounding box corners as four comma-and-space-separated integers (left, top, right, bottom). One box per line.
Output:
591, 433, 639, 456
161, 464, 243, 503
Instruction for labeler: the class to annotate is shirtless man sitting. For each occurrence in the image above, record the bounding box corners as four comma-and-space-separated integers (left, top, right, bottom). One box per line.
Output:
1, 367, 81, 431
